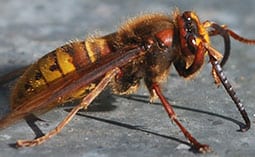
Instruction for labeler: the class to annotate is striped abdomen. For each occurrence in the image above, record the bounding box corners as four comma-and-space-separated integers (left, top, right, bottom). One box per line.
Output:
11, 35, 116, 110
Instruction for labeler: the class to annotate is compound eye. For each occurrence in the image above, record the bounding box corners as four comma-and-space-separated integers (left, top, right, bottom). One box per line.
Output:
187, 35, 197, 54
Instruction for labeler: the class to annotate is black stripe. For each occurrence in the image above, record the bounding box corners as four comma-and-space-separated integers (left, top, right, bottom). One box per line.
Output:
52, 49, 65, 76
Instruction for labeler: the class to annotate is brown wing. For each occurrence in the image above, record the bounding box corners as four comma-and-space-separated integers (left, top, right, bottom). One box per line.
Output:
0, 46, 144, 129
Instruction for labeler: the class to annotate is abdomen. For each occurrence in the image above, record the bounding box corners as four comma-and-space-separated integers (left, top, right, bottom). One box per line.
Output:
11, 36, 115, 110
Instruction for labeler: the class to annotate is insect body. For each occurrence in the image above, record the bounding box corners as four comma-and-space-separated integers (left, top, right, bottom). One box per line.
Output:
0, 9, 255, 153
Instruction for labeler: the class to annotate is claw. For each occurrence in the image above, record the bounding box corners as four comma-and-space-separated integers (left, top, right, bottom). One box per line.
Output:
194, 144, 212, 153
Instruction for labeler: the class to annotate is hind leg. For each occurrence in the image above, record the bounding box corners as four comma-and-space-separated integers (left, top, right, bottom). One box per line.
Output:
16, 68, 120, 147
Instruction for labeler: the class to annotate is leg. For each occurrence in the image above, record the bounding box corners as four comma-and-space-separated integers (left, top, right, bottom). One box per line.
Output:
16, 68, 120, 147
25, 114, 45, 139
152, 84, 211, 153
209, 57, 250, 131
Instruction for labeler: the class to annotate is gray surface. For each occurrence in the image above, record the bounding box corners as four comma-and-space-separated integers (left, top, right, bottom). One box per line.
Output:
0, 0, 255, 157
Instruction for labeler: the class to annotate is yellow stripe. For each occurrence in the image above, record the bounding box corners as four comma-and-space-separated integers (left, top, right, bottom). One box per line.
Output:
85, 40, 96, 63
56, 47, 76, 75
96, 38, 110, 56
38, 53, 62, 82
69, 83, 96, 99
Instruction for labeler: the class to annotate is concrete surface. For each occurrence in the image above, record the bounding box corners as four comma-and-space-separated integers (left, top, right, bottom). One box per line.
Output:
0, 0, 255, 157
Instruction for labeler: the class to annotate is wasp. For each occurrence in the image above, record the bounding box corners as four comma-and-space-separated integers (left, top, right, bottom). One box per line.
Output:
0, 9, 255, 153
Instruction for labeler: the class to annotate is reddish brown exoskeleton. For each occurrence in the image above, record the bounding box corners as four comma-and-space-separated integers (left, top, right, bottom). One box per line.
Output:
0, 9, 255, 153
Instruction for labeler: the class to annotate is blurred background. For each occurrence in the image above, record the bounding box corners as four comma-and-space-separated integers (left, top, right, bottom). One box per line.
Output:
0, 0, 255, 157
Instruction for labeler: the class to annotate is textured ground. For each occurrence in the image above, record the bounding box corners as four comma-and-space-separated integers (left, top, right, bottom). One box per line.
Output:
0, 0, 255, 157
